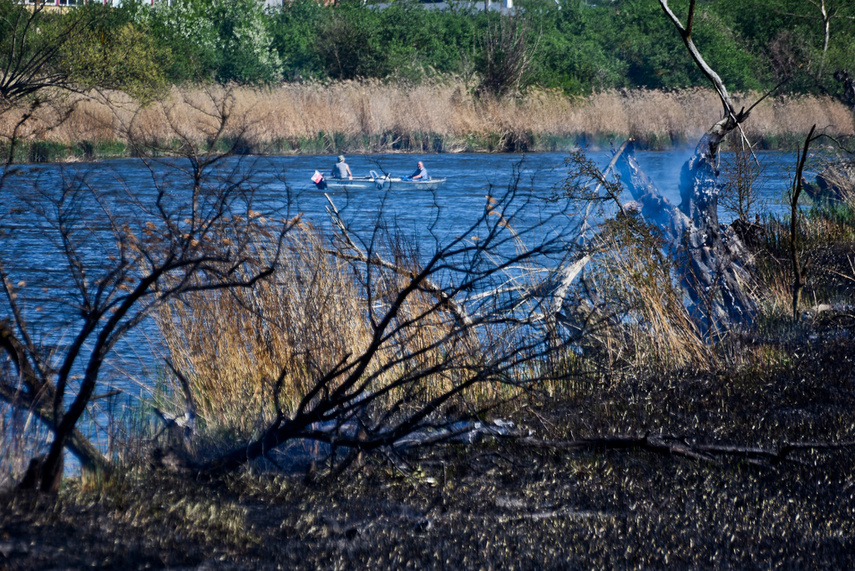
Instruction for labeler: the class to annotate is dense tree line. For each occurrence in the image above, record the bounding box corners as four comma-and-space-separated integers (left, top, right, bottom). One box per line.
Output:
5, 0, 854, 101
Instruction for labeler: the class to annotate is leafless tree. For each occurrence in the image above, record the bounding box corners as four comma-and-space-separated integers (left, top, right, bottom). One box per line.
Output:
477, 11, 539, 98
0, 90, 296, 492
720, 132, 766, 223
195, 180, 583, 476
788, 125, 820, 319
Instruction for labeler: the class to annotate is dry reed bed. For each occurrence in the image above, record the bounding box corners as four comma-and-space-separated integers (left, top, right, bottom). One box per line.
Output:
156, 225, 495, 435
587, 232, 713, 372
155, 220, 723, 435
5, 82, 851, 153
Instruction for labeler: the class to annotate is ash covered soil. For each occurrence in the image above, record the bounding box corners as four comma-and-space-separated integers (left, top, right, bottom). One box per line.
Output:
2, 336, 855, 570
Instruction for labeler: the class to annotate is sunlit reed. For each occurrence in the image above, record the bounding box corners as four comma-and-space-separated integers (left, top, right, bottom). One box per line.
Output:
155, 224, 493, 436
5, 82, 849, 155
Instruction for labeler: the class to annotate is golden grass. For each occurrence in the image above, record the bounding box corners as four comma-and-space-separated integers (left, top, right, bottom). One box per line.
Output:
4, 81, 851, 154
581, 229, 714, 373
155, 224, 491, 435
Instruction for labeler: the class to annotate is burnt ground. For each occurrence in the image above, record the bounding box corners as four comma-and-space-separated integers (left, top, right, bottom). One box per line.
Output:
2, 335, 855, 570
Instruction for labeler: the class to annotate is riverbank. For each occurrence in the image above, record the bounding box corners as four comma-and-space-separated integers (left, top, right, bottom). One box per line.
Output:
5, 81, 854, 162
2, 104, 854, 567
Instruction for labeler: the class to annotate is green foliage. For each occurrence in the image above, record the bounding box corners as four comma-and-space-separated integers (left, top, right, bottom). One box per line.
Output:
709, 0, 855, 97
211, 0, 283, 83
63, 5, 169, 101
0, 0, 169, 104
125, 0, 219, 82
526, 2, 628, 92
315, 2, 386, 80
5, 0, 855, 99
283, 0, 479, 82
494, 0, 770, 94
268, 0, 327, 80
127, 0, 282, 84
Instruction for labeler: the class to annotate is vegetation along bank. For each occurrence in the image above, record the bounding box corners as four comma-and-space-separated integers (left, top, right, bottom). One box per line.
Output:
2, 0, 855, 159
7, 84, 854, 161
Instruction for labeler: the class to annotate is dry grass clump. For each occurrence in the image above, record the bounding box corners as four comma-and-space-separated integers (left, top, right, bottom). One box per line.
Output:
8, 82, 850, 156
157, 224, 365, 432
575, 229, 712, 375
47, 95, 130, 145
156, 223, 485, 436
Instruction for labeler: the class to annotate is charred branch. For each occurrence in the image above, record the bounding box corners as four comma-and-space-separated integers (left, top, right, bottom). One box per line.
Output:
512, 434, 855, 467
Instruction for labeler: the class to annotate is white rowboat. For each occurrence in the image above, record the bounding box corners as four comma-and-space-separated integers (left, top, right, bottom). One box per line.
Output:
314, 170, 446, 192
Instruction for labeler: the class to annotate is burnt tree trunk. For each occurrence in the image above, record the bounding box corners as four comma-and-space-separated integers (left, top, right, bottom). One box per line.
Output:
614, 134, 756, 330
607, 1, 766, 331
676, 121, 757, 328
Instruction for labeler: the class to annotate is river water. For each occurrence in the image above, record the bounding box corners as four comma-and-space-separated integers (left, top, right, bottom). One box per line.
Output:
274, 149, 797, 226
0, 150, 800, 454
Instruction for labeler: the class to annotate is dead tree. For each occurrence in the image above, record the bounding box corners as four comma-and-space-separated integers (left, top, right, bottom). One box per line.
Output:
0, 90, 295, 492
789, 126, 814, 319
610, 1, 772, 330
477, 11, 539, 99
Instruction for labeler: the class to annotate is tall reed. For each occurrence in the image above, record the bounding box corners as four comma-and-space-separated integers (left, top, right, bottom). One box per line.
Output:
155, 223, 491, 437
8, 82, 852, 158
574, 226, 713, 375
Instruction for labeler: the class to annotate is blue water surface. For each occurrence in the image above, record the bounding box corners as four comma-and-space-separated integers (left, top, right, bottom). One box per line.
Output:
0, 150, 800, 465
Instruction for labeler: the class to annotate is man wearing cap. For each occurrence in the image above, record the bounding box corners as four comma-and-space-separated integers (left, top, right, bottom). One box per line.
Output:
332, 155, 353, 180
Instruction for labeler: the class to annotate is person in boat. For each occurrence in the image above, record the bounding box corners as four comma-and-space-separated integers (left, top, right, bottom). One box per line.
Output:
406, 160, 429, 181
331, 155, 353, 180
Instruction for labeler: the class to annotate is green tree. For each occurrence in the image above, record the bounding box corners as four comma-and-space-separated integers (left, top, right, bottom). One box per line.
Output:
64, 6, 169, 101
129, 0, 282, 84
0, 1, 163, 104
127, 0, 221, 82
212, 0, 283, 83
710, 0, 855, 98
269, 0, 328, 81
528, 2, 628, 93
0, 0, 168, 164
270, 0, 478, 83
476, 10, 539, 97
315, 2, 384, 80
524, 0, 766, 94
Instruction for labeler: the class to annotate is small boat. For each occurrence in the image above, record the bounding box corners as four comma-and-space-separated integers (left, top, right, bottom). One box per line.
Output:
381, 176, 447, 191
313, 170, 446, 192
313, 170, 386, 191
